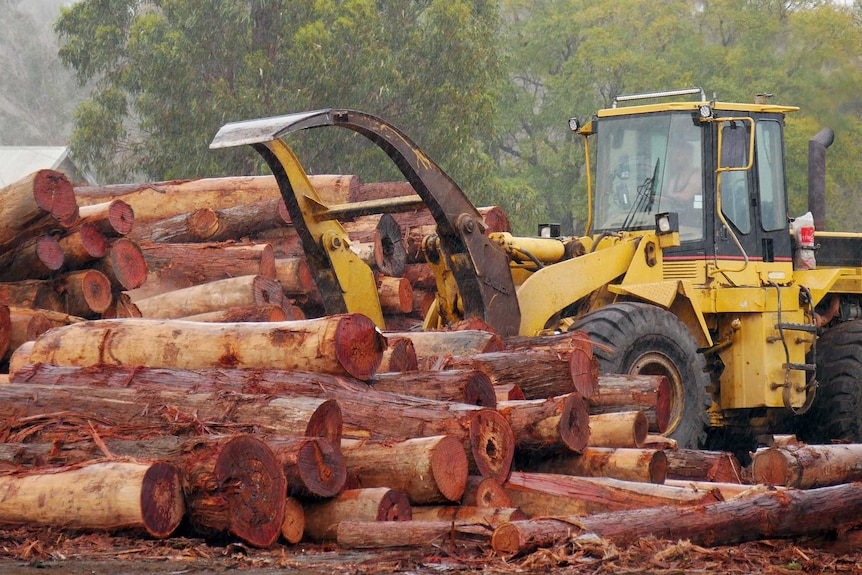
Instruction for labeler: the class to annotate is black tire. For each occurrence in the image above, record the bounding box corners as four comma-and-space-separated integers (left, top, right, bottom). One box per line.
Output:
800, 320, 862, 443
571, 302, 711, 448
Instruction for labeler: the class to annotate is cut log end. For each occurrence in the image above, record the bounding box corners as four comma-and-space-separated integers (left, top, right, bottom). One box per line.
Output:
560, 392, 591, 454
187, 208, 220, 240
469, 409, 515, 483
655, 376, 672, 434
490, 522, 524, 557
380, 337, 418, 373
140, 461, 186, 538
78, 269, 114, 314
33, 169, 79, 225
296, 438, 348, 498
333, 314, 386, 380
36, 236, 64, 271
378, 489, 412, 521
464, 371, 497, 408
107, 238, 149, 290
107, 200, 135, 235
304, 398, 343, 449
649, 449, 669, 484
430, 435, 470, 502
281, 497, 305, 544
215, 435, 287, 548
568, 334, 597, 399
80, 223, 109, 258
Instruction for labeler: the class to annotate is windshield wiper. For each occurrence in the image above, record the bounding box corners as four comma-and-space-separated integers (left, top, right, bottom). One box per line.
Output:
622, 158, 660, 229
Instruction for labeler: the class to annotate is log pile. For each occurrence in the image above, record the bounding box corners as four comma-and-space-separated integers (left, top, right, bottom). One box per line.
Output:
0, 169, 860, 560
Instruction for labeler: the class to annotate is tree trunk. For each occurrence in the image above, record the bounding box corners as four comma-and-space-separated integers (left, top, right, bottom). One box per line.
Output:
496, 393, 591, 454
589, 374, 671, 433
0, 460, 183, 538
664, 480, 765, 500
377, 275, 413, 315
269, 436, 347, 499
750, 443, 862, 488
370, 369, 496, 407
385, 329, 504, 360
56, 223, 108, 269
666, 449, 744, 484
56, 269, 114, 317
94, 237, 148, 290
139, 241, 277, 282
523, 447, 668, 484
0, 235, 65, 281
134, 275, 284, 319
27, 313, 385, 380
461, 476, 513, 508
274, 257, 314, 295
439, 348, 594, 400
340, 435, 468, 504
0, 279, 62, 311
180, 304, 288, 323
77, 199, 134, 237
0, 381, 342, 444
502, 471, 721, 518
377, 337, 418, 373
303, 487, 411, 541
588, 411, 649, 448
490, 482, 862, 555
0, 170, 79, 251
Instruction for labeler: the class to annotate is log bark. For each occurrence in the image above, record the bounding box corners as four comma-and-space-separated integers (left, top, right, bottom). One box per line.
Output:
490, 482, 862, 555
0, 279, 62, 311
666, 449, 744, 484
588, 411, 649, 448
340, 436, 468, 504
438, 348, 594, 400
410, 506, 526, 524
386, 329, 504, 360
501, 471, 721, 518
56, 223, 108, 269
377, 337, 418, 373
77, 199, 134, 237
274, 257, 314, 295
496, 393, 591, 454
589, 374, 671, 433
0, 235, 64, 281
101, 292, 142, 319
303, 487, 411, 541
139, 241, 277, 282
4, 308, 53, 362
134, 275, 284, 319
27, 313, 385, 380
370, 369, 496, 407
750, 443, 862, 488
0, 170, 78, 251
0, 460, 183, 538
523, 447, 668, 484
269, 436, 347, 499
377, 275, 413, 315
56, 269, 114, 317
0, 381, 342, 444
664, 480, 766, 500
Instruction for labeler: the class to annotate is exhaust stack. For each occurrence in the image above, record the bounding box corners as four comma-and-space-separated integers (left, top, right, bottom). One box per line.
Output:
808, 128, 834, 230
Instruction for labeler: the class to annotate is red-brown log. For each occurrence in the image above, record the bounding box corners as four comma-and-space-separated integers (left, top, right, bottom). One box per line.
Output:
95, 237, 148, 290
386, 329, 504, 361
588, 411, 649, 448
461, 476, 513, 508
491, 482, 862, 555
139, 241, 277, 283
77, 199, 134, 237
589, 373, 671, 433
497, 393, 591, 454
281, 497, 305, 544
0, 170, 78, 251
523, 447, 668, 484
340, 435, 468, 504
377, 275, 413, 315
336, 519, 495, 549
57, 223, 108, 268
495, 384, 526, 402
274, 257, 314, 295
377, 336, 418, 373
181, 304, 288, 323
370, 369, 496, 407
56, 269, 114, 317
269, 436, 347, 499
0, 235, 64, 282
101, 292, 142, 319
750, 443, 862, 488
0, 303, 11, 360
666, 449, 744, 484
4, 308, 53, 363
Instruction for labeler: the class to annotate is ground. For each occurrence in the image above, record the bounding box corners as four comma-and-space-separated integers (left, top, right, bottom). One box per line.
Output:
0, 528, 860, 574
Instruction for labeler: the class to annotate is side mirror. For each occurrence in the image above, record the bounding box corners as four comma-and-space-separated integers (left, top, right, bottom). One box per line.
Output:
720, 121, 750, 169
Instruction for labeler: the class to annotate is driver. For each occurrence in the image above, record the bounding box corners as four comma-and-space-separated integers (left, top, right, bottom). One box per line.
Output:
663, 142, 703, 238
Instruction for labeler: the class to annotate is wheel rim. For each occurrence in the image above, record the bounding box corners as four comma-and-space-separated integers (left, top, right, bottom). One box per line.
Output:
628, 351, 684, 436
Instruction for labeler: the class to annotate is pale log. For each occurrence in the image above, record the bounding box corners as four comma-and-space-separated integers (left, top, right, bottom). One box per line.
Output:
590, 373, 671, 433
411, 506, 526, 524
269, 436, 347, 499
750, 443, 862, 488
588, 411, 649, 448
7, 341, 33, 376
336, 519, 494, 549
491, 482, 862, 555
274, 257, 314, 295
134, 275, 284, 319
281, 497, 305, 544
181, 304, 288, 323
0, 170, 78, 250
139, 241, 277, 282
525, 447, 668, 484
303, 487, 411, 541
0, 460, 183, 538
666, 449, 744, 484
370, 369, 496, 407
461, 476, 513, 508
350, 180, 415, 202
0, 381, 343, 444
386, 329, 504, 360
497, 393, 591, 454
95, 237, 148, 290
502, 471, 721, 518
125, 268, 194, 301
340, 435, 468, 504
77, 199, 134, 237
665, 480, 768, 500
28, 314, 384, 379
439, 348, 594, 400
377, 336, 418, 372
377, 275, 413, 315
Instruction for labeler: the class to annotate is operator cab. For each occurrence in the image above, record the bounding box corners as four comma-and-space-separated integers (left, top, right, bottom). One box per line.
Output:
583, 88, 797, 282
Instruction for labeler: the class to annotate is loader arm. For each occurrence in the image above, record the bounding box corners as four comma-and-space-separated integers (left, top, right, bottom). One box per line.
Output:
211, 109, 521, 336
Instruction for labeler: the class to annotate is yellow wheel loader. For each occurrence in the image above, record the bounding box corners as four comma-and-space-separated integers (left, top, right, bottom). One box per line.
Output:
211, 88, 862, 451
